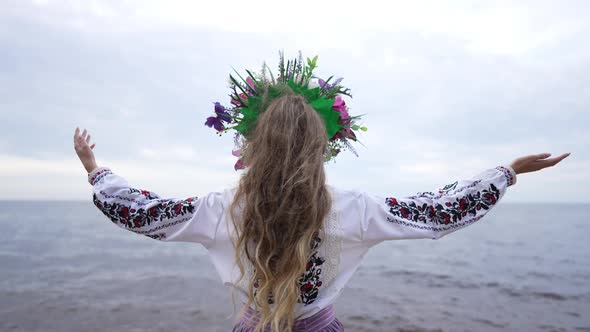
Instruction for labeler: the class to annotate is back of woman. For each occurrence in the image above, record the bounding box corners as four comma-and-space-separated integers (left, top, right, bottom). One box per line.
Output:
76, 57, 570, 332
226, 92, 336, 331
207, 93, 519, 332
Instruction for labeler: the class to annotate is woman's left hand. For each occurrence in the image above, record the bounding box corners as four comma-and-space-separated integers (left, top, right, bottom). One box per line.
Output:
74, 127, 98, 174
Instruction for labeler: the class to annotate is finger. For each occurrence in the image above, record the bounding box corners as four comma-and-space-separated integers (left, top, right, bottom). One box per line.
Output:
518, 153, 546, 164
535, 154, 569, 168
552, 153, 571, 164
90, 143, 96, 149
86, 134, 91, 144
78, 130, 86, 143
532, 153, 551, 160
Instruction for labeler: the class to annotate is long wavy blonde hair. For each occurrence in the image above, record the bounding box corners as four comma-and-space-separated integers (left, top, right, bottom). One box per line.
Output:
228, 90, 332, 332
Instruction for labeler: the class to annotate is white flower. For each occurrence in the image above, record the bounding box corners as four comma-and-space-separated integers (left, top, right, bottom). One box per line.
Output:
308, 79, 320, 89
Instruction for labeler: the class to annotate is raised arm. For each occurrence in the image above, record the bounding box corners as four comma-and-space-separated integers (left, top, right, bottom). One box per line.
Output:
89, 166, 223, 247
359, 152, 571, 247
74, 127, 224, 247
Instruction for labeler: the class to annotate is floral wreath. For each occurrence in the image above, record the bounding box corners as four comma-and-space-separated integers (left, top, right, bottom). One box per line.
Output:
205, 51, 367, 171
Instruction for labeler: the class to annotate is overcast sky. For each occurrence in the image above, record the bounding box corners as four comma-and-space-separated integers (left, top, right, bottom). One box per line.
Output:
0, 0, 588, 203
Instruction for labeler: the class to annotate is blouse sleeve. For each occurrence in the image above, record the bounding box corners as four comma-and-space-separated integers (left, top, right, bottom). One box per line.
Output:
359, 165, 517, 247
89, 166, 223, 248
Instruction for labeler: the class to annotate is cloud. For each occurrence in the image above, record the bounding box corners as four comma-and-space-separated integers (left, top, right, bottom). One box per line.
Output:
0, 0, 587, 202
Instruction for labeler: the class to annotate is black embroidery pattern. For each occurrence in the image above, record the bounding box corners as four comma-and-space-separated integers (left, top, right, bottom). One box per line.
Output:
297, 236, 325, 305
438, 181, 458, 193
410, 166, 514, 200
93, 193, 198, 238
146, 233, 166, 240
385, 183, 500, 225
98, 190, 170, 206
386, 213, 484, 234
406, 179, 483, 200
252, 235, 325, 306
413, 180, 458, 198
132, 217, 193, 236
128, 188, 160, 200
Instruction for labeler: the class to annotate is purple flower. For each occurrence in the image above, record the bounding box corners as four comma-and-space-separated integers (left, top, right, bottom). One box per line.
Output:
214, 102, 231, 122
318, 78, 331, 90
318, 77, 343, 91
205, 102, 232, 132
205, 116, 225, 131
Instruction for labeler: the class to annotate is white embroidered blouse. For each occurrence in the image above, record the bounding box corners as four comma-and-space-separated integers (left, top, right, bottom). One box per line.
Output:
88, 164, 517, 320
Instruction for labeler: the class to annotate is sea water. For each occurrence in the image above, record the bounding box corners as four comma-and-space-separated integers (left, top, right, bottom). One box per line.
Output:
0, 201, 588, 332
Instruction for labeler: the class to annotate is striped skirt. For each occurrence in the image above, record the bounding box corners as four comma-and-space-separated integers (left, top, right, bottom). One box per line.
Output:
232, 305, 344, 332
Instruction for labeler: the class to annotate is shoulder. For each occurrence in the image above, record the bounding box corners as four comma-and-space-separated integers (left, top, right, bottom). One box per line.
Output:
189, 187, 237, 215
326, 183, 364, 197
206, 187, 237, 206
326, 184, 366, 209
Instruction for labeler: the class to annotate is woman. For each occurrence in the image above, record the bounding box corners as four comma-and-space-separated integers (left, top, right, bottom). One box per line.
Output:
74, 93, 570, 332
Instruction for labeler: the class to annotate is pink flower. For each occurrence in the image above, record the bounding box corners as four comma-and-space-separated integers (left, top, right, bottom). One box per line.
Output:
234, 158, 245, 171
232, 149, 242, 157
344, 128, 356, 140
333, 128, 357, 141
246, 77, 255, 91
332, 96, 349, 119
239, 93, 248, 104
230, 93, 249, 106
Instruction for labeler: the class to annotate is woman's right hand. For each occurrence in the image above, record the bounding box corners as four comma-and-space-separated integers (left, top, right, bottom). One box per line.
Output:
509, 152, 571, 175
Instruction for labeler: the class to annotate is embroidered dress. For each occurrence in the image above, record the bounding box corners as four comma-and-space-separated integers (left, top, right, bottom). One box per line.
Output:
89, 164, 517, 326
